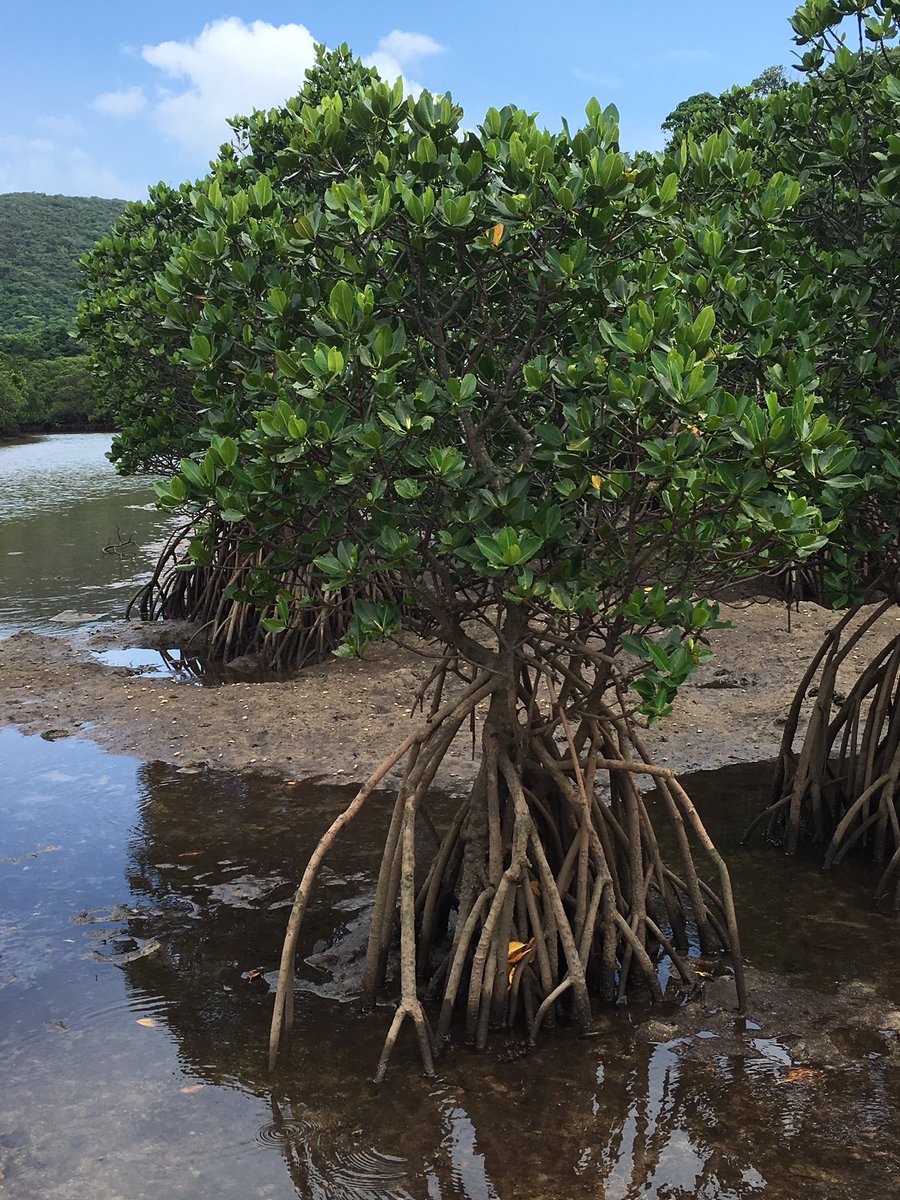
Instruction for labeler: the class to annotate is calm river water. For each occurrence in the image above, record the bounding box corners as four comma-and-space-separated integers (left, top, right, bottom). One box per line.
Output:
0, 433, 169, 637
1, 732, 897, 1200
0, 435, 897, 1198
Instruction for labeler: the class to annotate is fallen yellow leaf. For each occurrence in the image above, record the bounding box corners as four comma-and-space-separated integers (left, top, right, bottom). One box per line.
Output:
180, 1084, 205, 1094
779, 1067, 823, 1086
136, 1017, 159, 1028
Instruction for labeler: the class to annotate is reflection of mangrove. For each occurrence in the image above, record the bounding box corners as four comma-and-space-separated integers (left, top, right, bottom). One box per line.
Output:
101, 761, 887, 1199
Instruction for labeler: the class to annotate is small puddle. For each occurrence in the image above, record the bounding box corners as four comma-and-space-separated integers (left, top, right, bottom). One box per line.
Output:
0, 732, 897, 1198
91, 645, 298, 686
91, 646, 206, 682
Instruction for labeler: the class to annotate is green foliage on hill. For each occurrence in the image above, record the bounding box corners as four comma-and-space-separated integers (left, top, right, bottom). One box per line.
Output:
0, 192, 125, 336
0, 192, 125, 435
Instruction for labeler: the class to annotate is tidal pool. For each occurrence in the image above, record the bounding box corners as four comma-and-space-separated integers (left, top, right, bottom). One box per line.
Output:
1, 727, 897, 1198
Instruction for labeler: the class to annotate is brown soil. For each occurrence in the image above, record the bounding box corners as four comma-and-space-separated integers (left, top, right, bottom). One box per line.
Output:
1, 599, 897, 784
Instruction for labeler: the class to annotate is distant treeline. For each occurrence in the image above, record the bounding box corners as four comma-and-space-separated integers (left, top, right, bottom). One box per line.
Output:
0, 192, 126, 436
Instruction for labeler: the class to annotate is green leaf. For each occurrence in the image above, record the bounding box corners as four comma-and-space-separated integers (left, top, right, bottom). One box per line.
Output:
179, 458, 206, 489
659, 172, 678, 204
690, 306, 715, 346
329, 280, 356, 326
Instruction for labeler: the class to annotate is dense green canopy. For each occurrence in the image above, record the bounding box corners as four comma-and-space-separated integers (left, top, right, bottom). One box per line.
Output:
82, 45, 853, 716
667, 1, 900, 605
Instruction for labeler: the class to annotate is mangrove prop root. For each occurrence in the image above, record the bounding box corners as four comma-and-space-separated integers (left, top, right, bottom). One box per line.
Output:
130, 512, 393, 670
268, 671, 745, 1078
750, 604, 900, 904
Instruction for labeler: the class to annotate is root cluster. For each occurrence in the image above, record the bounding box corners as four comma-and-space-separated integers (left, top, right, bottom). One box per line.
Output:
129, 516, 376, 669
268, 658, 745, 1080
748, 600, 900, 906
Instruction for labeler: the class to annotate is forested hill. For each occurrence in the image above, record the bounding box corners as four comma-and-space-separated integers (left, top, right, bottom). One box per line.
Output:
0, 193, 126, 436
0, 192, 125, 337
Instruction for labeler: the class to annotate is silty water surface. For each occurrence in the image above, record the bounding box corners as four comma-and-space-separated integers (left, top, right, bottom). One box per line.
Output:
0, 433, 170, 638
1, 728, 897, 1199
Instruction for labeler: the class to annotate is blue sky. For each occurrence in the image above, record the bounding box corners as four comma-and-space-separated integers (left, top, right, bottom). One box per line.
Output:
3, 1, 806, 200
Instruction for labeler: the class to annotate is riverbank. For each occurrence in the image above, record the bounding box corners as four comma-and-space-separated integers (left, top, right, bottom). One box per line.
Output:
1, 598, 897, 783
0, 420, 114, 438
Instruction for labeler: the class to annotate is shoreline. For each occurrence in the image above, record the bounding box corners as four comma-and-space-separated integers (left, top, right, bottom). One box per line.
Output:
2, 599, 897, 786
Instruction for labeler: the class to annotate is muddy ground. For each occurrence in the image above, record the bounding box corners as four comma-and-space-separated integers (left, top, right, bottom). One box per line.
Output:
2, 601, 899, 1199
1, 598, 897, 785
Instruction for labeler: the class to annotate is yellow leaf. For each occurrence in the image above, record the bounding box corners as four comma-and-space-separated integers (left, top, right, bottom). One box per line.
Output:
779, 1067, 823, 1086
136, 1018, 159, 1028
507, 938, 536, 967
506, 938, 536, 989
623, 170, 637, 181
489, 222, 504, 246
180, 1084, 205, 1094
591, 474, 602, 490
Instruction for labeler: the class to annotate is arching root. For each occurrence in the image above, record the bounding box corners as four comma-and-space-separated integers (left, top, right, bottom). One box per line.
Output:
268, 665, 744, 1079
747, 601, 900, 905
129, 512, 388, 670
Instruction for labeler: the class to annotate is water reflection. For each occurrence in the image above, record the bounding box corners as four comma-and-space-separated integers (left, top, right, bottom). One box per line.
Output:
92, 645, 298, 686
1, 729, 897, 1199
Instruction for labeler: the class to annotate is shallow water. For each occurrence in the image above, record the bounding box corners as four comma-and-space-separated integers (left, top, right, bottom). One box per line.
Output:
90, 645, 296, 687
1, 729, 897, 1199
0, 434, 171, 637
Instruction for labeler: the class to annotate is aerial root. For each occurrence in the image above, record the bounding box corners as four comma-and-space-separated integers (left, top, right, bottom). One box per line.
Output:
268, 672, 744, 1078
748, 602, 900, 904
130, 511, 394, 670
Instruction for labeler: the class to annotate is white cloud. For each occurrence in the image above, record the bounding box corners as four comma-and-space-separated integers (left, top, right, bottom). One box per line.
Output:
0, 134, 139, 198
365, 28, 445, 96
92, 86, 147, 117
376, 31, 444, 63
141, 18, 318, 153
34, 114, 85, 139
